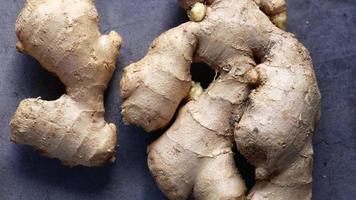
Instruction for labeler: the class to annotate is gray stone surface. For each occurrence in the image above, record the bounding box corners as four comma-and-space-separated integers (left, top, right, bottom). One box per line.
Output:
0, 0, 355, 199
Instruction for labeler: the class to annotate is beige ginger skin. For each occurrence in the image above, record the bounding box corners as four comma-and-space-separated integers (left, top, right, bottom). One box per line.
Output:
10, 0, 122, 167
121, 0, 321, 199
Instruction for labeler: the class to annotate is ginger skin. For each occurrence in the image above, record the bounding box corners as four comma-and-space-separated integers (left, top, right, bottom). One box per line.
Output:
121, 0, 320, 199
10, 0, 122, 167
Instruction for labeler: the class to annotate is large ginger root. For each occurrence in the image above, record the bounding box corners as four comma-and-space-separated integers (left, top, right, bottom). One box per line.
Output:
121, 0, 320, 199
10, 0, 122, 167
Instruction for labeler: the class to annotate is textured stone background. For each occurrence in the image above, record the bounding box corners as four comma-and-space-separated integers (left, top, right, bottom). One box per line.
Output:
0, 0, 355, 199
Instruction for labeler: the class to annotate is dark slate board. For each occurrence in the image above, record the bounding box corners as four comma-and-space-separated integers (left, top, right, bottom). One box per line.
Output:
0, 0, 355, 200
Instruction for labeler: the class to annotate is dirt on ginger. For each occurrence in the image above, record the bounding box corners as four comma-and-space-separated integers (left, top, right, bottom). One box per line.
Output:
10, 0, 122, 167
120, 0, 320, 199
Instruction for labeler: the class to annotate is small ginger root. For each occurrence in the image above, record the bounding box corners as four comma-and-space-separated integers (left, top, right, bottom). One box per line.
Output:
10, 0, 122, 167
121, 0, 320, 199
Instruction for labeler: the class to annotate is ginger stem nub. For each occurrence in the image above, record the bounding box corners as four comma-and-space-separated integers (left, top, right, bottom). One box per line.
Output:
188, 2, 207, 22
187, 81, 204, 101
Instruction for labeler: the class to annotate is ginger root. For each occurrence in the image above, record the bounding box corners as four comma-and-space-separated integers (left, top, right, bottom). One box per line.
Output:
121, 0, 320, 199
10, 0, 122, 167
